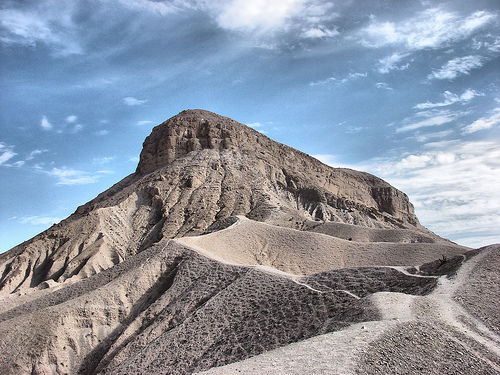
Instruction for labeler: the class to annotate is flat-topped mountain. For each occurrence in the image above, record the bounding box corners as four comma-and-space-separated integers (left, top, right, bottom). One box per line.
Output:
0, 110, 497, 375
0, 109, 441, 296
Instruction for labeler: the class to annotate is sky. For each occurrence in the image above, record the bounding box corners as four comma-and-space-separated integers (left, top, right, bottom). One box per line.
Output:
1, 0, 499, 252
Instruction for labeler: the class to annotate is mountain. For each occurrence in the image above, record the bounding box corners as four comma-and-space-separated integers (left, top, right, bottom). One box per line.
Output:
0, 109, 498, 374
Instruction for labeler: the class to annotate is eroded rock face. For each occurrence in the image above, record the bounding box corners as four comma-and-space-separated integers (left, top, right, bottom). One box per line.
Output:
0, 110, 429, 295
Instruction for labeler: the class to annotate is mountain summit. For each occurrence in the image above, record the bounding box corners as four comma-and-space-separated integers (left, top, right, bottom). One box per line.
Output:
0, 110, 496, 375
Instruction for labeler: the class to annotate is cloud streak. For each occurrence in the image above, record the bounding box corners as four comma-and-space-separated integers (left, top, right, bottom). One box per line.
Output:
0, 3, 82, 56
396, 109, 463, 133
123, 97, 147, 106
19, 215, 61, 226
0, 142, 17, 165
462, 108, 500, 134
428, 55, 485, 80
359, 8, 496, 50
414, 89, 482, 109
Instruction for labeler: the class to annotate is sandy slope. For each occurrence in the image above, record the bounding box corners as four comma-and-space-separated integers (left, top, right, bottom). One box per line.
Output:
178, 216, 469, 275
197, 245, 500, 375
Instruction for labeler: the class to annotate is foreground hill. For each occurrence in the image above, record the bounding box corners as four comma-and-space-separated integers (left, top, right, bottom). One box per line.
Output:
0, 109, 497, 374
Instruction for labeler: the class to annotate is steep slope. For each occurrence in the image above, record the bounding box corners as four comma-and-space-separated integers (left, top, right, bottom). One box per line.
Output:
0, 109, 444, 296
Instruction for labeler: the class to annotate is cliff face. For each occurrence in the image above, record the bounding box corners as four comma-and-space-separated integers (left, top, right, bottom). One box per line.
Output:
0, 110, 426, 295
137, 109, 418, 223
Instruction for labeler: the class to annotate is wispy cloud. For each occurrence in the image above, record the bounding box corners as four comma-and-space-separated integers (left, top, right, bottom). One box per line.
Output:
428, 55, 484, 80
0, 142, 17, 165
377, 52, 409, 74
40, 115, 52, 130
310, 72, 367, 86
414, 89, 482, 109
0, 4, 82, 56
462, 107, 500, 134
94, 130, 109, 136
45, 167, 113, 185
47, 167, 99, 185
123, 97, 147, 106
66, 115, 77, 123
137, 120, 154, 126
26, 149, 48, 161
396, 109, 462, 133
375, 82, 392, 90
93, 156, 115, 165
116, 0, 188, 16
301, 27, 338, 39
414, 129, 454, 143
359, 8, 496, 50
19, 215, 61, 226
247, 122, 263, 128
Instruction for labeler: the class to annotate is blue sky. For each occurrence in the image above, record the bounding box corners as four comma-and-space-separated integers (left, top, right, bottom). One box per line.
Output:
1, 0, 499, 252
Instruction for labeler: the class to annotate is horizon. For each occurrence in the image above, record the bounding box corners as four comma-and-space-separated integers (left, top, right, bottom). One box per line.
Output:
1, 0, 500, 252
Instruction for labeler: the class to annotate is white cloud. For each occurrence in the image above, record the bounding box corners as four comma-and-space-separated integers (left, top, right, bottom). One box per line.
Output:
428, 55, 484, 80
310, 72, 367, 86
396, 109, 461, 132
19, 216, 61, 226
462, 108, 500, 134
94, 130, 109, 136
377, 52, 409, 74
309, 77, 337, 86
0, 4, 82, 56
312, 154, 367, 170
137, 120, 154, 126
26, 149, 48, 160
359, 8, 496, 50
40, 115, 52, 130
375, 82, 392, 90
66, 115, 77, 123
335, 140, 500, 248
47, 167, 99, 185
414, 89, 482, 109
123, 97, 147, 106
207, 0, 305, 33
129, 156, 140, 163
301, 27, 338, 39
415, 129, 454, 143
116, 0, 187, 16
93, 156, 115, 164
247, 122, 263, 128
0, 142, 17, 165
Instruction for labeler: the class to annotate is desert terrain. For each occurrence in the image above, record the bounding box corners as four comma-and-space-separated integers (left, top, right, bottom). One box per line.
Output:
0, 110, 498, 374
